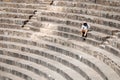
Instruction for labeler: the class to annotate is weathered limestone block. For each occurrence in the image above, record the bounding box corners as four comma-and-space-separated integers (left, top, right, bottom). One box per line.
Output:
14, 19, 24, 25
0, 66, 33, 80
0, 0, 40, 3
0, 76, 12, 80
0, 13, 30, 19
40, 16, 66, 24
108, 38, 120, 49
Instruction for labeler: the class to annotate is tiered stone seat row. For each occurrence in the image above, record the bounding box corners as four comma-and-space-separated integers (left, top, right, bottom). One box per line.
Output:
0, 42, 84, 80
0, 71, 26, 80
102, 36, 120, 58
0, 28, 32, 38
0, 75, 12, 80
0, 40, 109, 80
0, 0, 54, 79
0, 12, 32, 19
0, 23, 21, 29
39, 10, 120, 29
49, 6, 120, 21
27, 15, 118, 35
0, 56, 59, 80
2, 25, 120, 76
0, 7, 36, 14
0, 30, 119, 79
0, 1, 49, 29
26, 15, 112, 46
0, 0, 52, 4
58, 0, 120, 7
0, 28, 107, 80
26, 21, 102, 46
0, 30, 101, 80
33, 33, 120, 76
0, 26, 120, 80
0, 0, 120, 80
53, 1, 120, 13
0, 64, 34, 80
0, 18, 27, 26
30, 6, 118, 46
0, 2, 39, 9
28, 0, 120, 62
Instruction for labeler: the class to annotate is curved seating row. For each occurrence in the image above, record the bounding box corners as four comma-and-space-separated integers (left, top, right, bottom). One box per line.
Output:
0, 27, 120, 80
0, 29, 119, 79
0, 0, 120, 80
0, 75, 12, 80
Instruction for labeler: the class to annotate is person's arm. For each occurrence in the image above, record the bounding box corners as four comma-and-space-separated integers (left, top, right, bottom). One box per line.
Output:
88, 24, 90, 29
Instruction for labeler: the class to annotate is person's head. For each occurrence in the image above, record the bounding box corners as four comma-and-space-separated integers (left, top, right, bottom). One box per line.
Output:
83, 23, 87, 26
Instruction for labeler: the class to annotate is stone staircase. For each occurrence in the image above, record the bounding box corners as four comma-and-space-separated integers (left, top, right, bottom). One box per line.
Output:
0, 0, 120, 80
0, 0, 50, 29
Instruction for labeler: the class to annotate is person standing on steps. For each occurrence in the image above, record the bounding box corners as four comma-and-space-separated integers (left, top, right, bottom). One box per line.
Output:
80, 22, 90, 39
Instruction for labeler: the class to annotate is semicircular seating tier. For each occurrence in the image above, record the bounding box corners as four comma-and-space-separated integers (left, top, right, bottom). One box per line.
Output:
0, 0, 120, 80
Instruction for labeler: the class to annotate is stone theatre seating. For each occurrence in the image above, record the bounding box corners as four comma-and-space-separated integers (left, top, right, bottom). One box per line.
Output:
0, 0, 120, 80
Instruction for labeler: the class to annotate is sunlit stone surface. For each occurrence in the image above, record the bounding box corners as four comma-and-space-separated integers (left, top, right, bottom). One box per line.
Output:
0, 0, 120, 80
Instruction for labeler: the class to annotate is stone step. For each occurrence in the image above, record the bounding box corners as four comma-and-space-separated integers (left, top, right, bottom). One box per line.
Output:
107, 38, 120, 50
0, 56, 65, 80
36, 16, 82, 30
0, 36, 119, 80
48, 6, 120, 21
0, 18, 27, 26
0, 34, 120, 75
0, 31, 119, 77
0, 28, 32, 38
25, 21, 102, 46
39, 10, 120, 29
0, 49, 87, 80
39, 28, 102, 46
34, 33, 120, 72
0, 0, 52, 4
0, 71, 25, 80
1, 47, 103, 80
0, 33, 120, 69
25, 19, 43, 31
87, 31, 110, 41
28, 16, 119, 35
0, 41, 113, 80
28, 12, 120, 36
25, 24, 40, 32
0, 23, 22, 29
72, 0, 120, 7
1, 28, 119, 73
0, 62, 50, 80
0, 12, 32, 19
37, 36, 120, 78
0, 7, 35, 14
0, 26, 102, 47
39, 22, 110, 42
104, 45, 120, 58
0, 58, 52, 80
52, 1, 120, 13
0, 2, 46, 9
0, 76, 12, 80
89, 23, 119, 35
0, 40, 104, 80
39, 15, 68, 25
28, 21, 107, 44
37, 15, 83, 28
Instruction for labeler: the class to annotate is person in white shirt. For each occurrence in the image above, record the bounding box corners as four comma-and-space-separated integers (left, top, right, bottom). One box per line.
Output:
80, 22, 90, 37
